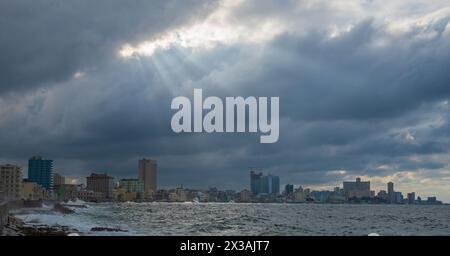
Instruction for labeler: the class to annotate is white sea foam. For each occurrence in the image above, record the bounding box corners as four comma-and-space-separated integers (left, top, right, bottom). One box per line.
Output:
14, 205, 134, 236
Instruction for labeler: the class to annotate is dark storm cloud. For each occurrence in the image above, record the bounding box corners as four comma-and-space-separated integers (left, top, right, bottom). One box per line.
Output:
164, 16, 450, 189
206, 20, 450, 122
0, 0, 218, 94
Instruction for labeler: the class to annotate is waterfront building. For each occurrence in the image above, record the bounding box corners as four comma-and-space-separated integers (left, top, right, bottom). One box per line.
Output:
153, 189, 168, 201
238, 189, 252, 202
168, 187, 188, 202
192, 191, 208, 202
207, 187, 219, 201
77, 190, 102, 202
250, 171, 279, 195
224, 190, 236, 202
119, 179, 144, 199
328, 193, 346, 203
387, 182, 395, 204
284, 184, 294, 196
333, 187, 341, 194
407, 192, 415, 204
421, 196, 442, 205
260, 174, 280, 195
343, 177, 371, 199
395, 191, 403, 204
28, 156, 53, 191
138, 159, 157, 196
114, 187, 138, 202
293, 187, 305, 202
250, 171, 263, 194
262, 174, 280, 195
54, 184, 78, 201
302, 188, 311, 199
377, 190, 388, 201
86, 173, 114, 199
311, 190, 333, 203
0, 164, 23, 201
22, 179, 47, 200
53, 173, 65, 187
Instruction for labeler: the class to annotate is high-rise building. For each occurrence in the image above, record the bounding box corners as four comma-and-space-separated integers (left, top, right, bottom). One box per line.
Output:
387, 182, 395, 204
407, 192, 415, 204
284, 184, 294, 196
0, 164, 23, 201
28, 156, 53, 191
343, 177, 371, 199
86, 173, 114, 199
250, 171, 262, 194
138, 159, 157, 194
261, 174, 280, 195
395, 191, 403, 204
250, 171, 280, 195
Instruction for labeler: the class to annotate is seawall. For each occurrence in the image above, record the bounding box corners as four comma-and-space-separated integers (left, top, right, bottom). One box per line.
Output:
0, 200, 24, 235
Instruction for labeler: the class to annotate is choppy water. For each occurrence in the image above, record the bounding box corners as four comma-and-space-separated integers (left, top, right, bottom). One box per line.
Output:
13, 202, 450, 236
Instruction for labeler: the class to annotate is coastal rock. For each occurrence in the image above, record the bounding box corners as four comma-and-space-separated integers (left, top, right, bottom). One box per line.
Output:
90, 227, 128, 232
19, 225, 75, 236
54, 203, 75, 214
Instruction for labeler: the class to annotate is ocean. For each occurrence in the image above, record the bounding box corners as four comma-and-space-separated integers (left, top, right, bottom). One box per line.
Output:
12, 202, 450, 236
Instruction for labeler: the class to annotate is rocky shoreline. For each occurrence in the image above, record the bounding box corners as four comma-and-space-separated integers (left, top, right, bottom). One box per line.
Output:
1, 202, 131, 236
0, 202, 80, 236
1, 215, 79, 236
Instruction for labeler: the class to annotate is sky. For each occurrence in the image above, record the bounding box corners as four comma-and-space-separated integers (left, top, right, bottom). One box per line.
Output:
1, 0, 450, 202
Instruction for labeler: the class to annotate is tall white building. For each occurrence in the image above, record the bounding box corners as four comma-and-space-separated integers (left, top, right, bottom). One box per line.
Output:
0, 164, 23, 201
138, 159, 157, 194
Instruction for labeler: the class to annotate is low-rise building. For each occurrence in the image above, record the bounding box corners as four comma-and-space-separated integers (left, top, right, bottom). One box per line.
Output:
293, 187, 306, 202
237, 189, 252, 202
119, 179, 144, 199
54, 184, 79, 201
77, 190, 103, 202
168, 187, 187, 202
114, 187, 138, 202
22, 179, 47, 200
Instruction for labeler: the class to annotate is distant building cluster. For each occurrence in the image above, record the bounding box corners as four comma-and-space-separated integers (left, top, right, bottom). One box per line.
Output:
278, 177, 443, 205
0, 157, 445, 205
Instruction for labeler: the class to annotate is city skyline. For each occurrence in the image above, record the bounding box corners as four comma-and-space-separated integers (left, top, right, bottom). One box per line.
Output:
1, 0, 450, 204
0, 155, 445, 203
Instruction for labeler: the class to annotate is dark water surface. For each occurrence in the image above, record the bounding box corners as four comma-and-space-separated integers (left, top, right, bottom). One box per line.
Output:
15, 202, 450, 236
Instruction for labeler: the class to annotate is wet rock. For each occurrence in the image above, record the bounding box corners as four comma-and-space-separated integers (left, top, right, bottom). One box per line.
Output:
54, 203, 75, 214
90, 227, 128, 232
20, 225, 72, 236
